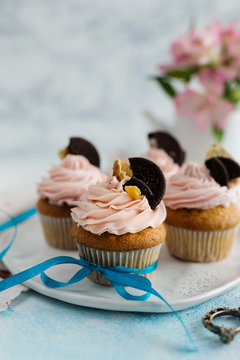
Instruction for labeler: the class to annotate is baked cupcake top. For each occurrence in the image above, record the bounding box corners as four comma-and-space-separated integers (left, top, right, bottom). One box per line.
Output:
38, 154, 106, 206
71, 157, 167, 235
164, 162, 238, 210
142, 148, 179, 180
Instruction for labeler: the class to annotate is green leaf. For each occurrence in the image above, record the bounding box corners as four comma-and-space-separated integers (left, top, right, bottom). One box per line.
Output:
212, 125, 224, 143
223, 81, 240, 105
229, 86, 240, 104
152, 76, 176, 98
235, 77, 240, 85
166, 67, 198, 82
223, 82, 232, 99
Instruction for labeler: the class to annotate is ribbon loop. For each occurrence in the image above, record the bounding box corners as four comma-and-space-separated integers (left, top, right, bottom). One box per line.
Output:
0, 207, 37, 232
0, 207, 37, 260
0, 206, 197, 351
41, 267, 93, 288
112, 283, 151, 301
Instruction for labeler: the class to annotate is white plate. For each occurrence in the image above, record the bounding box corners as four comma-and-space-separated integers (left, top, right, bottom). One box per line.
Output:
2, 216, 240, 313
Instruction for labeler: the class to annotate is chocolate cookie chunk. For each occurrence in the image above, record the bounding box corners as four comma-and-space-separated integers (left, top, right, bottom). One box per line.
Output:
148, 131, 185, 165
128, 157, 166, 210
205, 158, 229, 186
68, 137, 100, 167
217, 157, 240, 182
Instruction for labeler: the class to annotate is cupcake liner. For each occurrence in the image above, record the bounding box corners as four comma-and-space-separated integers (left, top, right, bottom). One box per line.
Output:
77, 243, 162, 285
165, 224, 239, 262
39, 214, 77, 250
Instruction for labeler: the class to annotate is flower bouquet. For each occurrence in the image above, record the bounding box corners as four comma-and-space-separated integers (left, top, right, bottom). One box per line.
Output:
154, 22, 240, 142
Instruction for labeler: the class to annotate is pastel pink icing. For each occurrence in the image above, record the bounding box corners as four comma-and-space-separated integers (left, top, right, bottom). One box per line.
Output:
71, 176, 166, 235
142, 148, 180, 180
164, 162, 238, 210
38, 154, 106, 206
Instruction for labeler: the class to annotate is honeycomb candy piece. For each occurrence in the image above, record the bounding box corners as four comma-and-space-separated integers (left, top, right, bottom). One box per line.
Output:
230, 178, 240, 186
58, 147, 68, 160
205, 143, 233, 161
125, 186, 141, 200
112, 160, 133, 181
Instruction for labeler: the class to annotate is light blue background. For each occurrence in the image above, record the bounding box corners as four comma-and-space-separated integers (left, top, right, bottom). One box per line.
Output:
2, 0, 240, 180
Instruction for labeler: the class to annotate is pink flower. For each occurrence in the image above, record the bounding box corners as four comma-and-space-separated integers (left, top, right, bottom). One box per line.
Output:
160, 23, 221, 71
198, 66, 237, 94
174, 88, 233, 130
200, 22, 222, 63
210, 97, 234, 129
174, 89, 211, 130
160, 21, 240, 75
220, 22, 240, 57
157, 21, 240, 134
217, 66, 238, 81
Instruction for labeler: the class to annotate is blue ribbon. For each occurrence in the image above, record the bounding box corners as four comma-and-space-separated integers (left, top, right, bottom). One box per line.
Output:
0, 207, 37, 260
0, 255, 197, 351
0, 207, 37, 232
0, 207, 197, 351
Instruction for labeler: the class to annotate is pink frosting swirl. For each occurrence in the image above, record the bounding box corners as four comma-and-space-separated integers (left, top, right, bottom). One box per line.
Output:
164, 162, 238, 210
142, 148, 180, 180
38, 154, 106, 206
71, 176, 166, 235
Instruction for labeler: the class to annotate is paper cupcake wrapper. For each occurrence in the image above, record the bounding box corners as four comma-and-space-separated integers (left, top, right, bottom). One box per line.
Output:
39, 214, 77, 250
77, 243, 162, 285
165, 224, 239, 262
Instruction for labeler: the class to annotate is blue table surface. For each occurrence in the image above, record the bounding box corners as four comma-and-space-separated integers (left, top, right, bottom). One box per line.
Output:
1, 283, 240, 360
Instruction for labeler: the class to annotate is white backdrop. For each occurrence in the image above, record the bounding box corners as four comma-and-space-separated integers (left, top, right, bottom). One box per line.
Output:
1, 0, 240, 188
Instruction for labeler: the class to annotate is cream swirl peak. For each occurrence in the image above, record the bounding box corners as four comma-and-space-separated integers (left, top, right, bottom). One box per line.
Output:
71, 176, 166, 235
38, 154, 106, 206
164, 162, 238, 210
142, 148, 180, 180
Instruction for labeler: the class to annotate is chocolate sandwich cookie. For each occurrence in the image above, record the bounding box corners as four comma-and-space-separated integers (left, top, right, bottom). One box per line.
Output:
148, 131, 186, 166
205, 157, 240, 187
126, 157, 166, 210
68, 137, 100, 167
59, 137, 100, 167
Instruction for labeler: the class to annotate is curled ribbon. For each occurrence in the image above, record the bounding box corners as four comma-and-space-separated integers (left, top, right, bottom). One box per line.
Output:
0, 208, 197, 351
0, 207, 37, 232
0, 207, 37, 260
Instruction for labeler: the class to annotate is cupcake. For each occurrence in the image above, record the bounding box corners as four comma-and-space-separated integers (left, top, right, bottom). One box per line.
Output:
71, 157, 167, 285
164, 145, 240, 262
142, 131, 185, 181
37, 137, 106, 250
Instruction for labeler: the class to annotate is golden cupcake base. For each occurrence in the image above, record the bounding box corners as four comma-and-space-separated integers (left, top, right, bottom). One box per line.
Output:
39, 214, 77, 250
77, 243, 162, 285
165, 224, 239, 262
